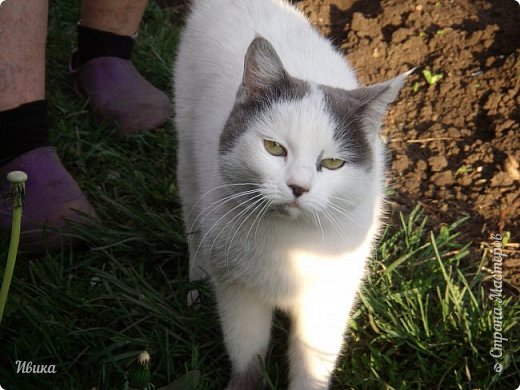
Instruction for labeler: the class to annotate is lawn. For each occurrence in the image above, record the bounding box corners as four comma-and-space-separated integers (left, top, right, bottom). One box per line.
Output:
0, 1, 518, 389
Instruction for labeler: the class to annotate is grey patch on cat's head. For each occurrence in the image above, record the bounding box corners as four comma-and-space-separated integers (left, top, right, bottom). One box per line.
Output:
320, 85, 373, 169
240, 36, 288, 100
219, 37, 310, 154
320, 74, 406, 170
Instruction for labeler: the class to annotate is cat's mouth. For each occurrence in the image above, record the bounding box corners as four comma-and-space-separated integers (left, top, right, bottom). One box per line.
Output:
271, 200, 303, 218
287, 199, 299, 208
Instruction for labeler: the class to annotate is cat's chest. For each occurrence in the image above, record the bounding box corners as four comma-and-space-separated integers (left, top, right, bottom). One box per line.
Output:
214, 224, 367, 304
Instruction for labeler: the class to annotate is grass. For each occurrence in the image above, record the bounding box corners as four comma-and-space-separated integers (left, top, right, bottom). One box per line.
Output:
1, 1, 519, 389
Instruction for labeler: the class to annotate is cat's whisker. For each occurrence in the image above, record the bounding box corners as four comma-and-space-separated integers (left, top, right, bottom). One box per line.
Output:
192, 193, 264, 265
313, 211, 325, 241
224, 197, 267, 266
322, 207, 344, 236
328, 195, 357, 207
203, 193, 265, 254
253, 200, 272, 242
190, 188, 260, 224
188, 188, 260, 235
222, 199, 268, 275
187, 189, 260, 251
326, 200, 358, 219
242, 198, 270, 247
303, 198, 351, 235
187, 182, 261, 218
327, 204, 356, 222
305, 198, 343, 236
198, 196, 261, 270
327, 202, 361, 227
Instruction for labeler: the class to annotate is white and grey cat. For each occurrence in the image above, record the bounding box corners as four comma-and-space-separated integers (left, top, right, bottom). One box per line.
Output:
174, 1, 408, 388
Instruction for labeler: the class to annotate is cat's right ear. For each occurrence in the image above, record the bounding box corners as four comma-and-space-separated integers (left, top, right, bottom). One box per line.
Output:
240, 37, 287, 100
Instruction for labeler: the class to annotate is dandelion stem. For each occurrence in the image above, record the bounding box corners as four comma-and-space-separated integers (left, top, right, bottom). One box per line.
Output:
0, 171, 27, 325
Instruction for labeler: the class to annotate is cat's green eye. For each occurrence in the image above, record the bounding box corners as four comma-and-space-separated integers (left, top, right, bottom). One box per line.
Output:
321, 158, 345, 170
264, 139, 287, 157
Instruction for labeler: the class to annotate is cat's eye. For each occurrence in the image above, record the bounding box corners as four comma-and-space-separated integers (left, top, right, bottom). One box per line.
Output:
321, 158, 345, 170
264, 139, 287, 157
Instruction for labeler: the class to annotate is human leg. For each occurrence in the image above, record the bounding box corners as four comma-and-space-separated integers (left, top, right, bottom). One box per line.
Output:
0, 0, 96, 253
0, 0, 47, 112
80, 0, 149, 36
71, 0, 170, 135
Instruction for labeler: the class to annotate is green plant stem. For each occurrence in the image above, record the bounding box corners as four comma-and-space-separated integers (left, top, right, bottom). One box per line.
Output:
0, 175, 25, 326
0, 204, 22, 325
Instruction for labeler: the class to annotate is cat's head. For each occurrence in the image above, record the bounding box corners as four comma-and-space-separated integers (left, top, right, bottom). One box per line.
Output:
219, 37, 408, 226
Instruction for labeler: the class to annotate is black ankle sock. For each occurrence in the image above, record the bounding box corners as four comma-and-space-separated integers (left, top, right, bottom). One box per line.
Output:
0, 100, 51, 167
77, 25, 135, 66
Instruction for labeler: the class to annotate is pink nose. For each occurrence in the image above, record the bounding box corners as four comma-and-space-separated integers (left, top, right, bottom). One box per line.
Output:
288, 184, 308, 197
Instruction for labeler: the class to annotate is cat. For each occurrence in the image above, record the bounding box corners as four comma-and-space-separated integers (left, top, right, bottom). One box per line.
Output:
174, 1, 409, 388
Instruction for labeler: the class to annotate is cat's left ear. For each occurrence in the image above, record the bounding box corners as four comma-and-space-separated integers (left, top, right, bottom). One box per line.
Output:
351, 69, 414, 133
240, 37, 288, 99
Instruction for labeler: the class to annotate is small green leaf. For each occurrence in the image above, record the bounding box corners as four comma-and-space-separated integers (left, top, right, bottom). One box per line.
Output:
430, 73, 443, 84
422, 69, 433, 84
422, 69, 443, 85
455, 165, 472, 175
502, 231, 510, 246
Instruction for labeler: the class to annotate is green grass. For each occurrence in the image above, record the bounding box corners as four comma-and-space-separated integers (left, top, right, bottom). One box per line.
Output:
1, 1, 519, 389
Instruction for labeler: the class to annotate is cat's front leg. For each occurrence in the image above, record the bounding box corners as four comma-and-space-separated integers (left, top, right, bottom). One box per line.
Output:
287, 286, 351, 390
215, 283, 273, 390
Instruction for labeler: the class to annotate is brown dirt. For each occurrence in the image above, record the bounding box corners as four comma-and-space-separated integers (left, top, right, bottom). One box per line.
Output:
163, 0, 520, 287
295, 0, 520, 288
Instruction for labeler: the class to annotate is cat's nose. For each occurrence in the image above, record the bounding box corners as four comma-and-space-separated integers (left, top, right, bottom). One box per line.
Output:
288, 184, 308, 197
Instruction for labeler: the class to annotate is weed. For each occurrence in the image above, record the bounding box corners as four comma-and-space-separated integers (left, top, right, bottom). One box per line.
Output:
412, 81, 422, 93
422, 69, 444, 85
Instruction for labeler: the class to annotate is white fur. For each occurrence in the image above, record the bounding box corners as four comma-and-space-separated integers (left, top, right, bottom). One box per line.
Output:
174, 1, 401, 388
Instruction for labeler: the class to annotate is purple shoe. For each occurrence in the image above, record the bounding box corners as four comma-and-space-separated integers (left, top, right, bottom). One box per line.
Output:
0, 147, 97, 254
70, 52, 171, 135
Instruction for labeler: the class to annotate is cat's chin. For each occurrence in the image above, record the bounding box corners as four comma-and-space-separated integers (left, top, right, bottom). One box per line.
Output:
273, 202, 305, 219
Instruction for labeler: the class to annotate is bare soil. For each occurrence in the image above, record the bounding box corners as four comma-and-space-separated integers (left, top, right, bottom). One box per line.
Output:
164, 0, 520, 287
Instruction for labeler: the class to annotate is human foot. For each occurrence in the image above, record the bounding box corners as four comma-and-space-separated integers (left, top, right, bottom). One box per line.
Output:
0, 147, 97, 253
70, 52, 170, 135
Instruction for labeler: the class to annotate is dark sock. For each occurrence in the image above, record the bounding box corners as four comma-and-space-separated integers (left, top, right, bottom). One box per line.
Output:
77, 25, 135, 66
0, 100, 51, 166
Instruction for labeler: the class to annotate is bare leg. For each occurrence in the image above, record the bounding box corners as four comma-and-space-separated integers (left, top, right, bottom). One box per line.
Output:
0, 0, 48, 111
0, 1, 96, 253
80, 0, 149, 36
